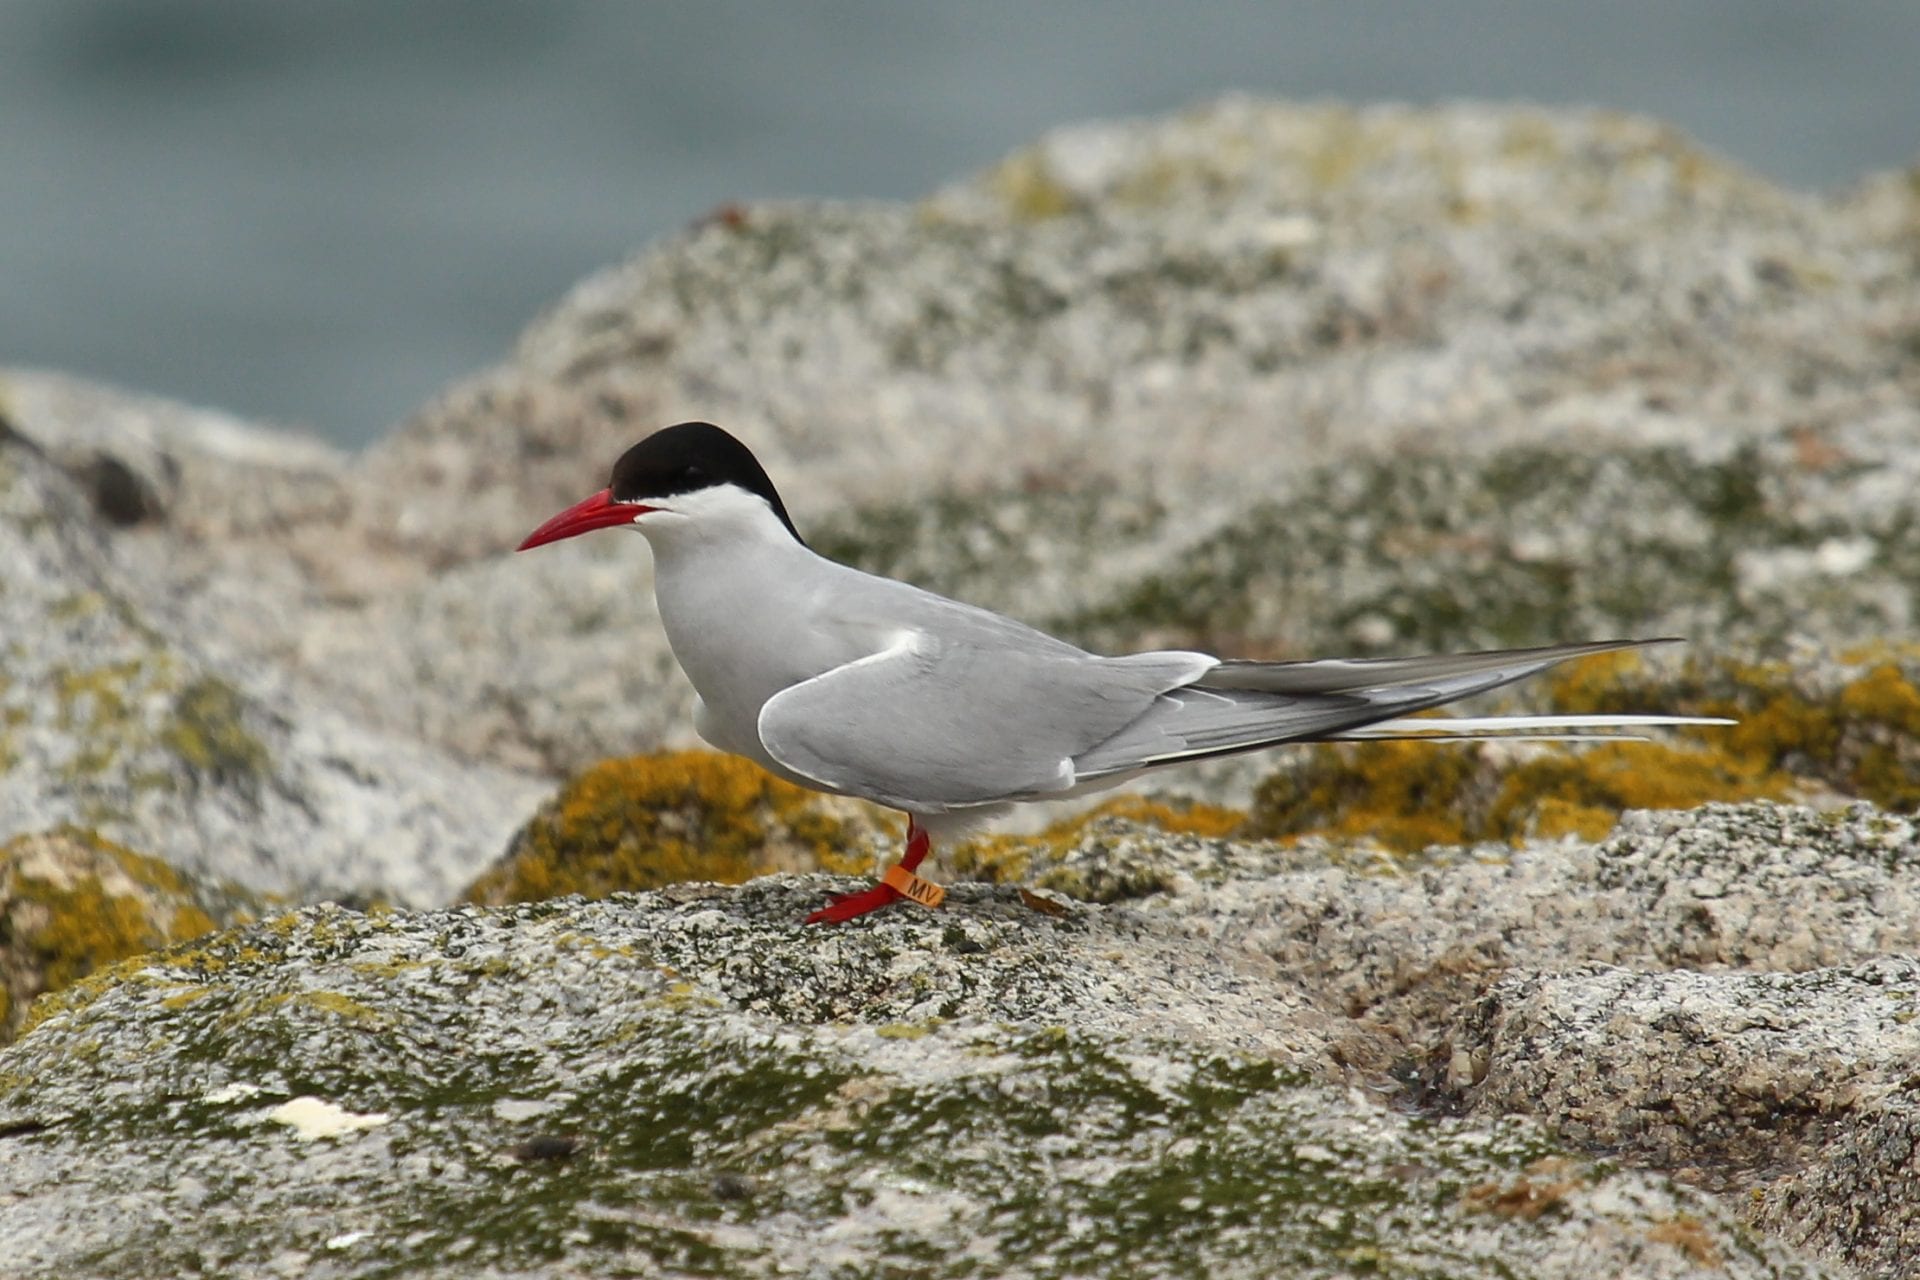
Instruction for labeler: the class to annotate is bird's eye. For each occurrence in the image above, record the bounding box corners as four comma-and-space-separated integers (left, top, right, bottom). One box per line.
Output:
680, 465, 708, 486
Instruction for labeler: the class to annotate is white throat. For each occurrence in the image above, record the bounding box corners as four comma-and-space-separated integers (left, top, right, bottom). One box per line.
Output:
629, 483, 802, 558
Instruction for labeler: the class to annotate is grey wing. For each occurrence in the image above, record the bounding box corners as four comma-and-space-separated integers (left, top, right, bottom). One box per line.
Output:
757, 635, 1213, 812
1072, 638, 1680, 780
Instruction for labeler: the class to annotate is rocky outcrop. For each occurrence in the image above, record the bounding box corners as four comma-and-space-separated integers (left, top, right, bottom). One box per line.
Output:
4, 800, 1915, 1275
0, 425, 543, 905
2, 98, 1918, 1277
10, 102, 1915, 776
463, 751, 891, 904
0, 827, 262, 1042
0, 847, 1848, 1279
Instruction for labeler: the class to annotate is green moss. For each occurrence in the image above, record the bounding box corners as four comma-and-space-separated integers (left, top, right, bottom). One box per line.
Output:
1058, 440, 1899, 657
0, 902, 1782, 1278
826, 1030, 1520, 1273
159, 676, 270, 788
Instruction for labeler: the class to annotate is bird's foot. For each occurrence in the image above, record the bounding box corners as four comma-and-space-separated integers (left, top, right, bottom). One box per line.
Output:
804, 882, 902, 925
804, 863, 947, 925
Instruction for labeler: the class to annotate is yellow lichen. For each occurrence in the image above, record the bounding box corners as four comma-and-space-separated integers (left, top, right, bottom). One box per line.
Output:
1550, 650, 1920, 811
1082, 795, 1247, 840
349, 958, 429, 980
1488, 741, 1789, 843
51, 659, 154, 777
17, 953, 172, 1038
280, 991, 385, 1024
1246, 739, 1482, 852
160, 986, 216, 1011
1246, 650, 1920, 853
464, 751, 883, 905
874, 1023, 938, 1040
986, 148, 1080, 222
206, 990, 386, 1034
47, 592, 108, 622
3, 828, 245, 1043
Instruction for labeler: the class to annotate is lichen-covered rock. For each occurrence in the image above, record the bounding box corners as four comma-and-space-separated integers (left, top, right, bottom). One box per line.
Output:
1453, 954, 1920, 1271
1238, 647, 1920, 850
1751, 1095, 1920, 1278
0, 894, 1830, 1280
1, 99, 1917, 1274
0, 827, 261, 1043
1454, 958, 1920, 1173
1044, 800, 1920, 1276
1048, 437, 1920, 658
0, 369, 394, 676
0, 431, 543, 904
369, 101, 1914, 568
0, 368, 351, 542
465, 751, 890, 904
6, 104, 1916, 780
221, 100, 1918, 774
958, 801, 1919, 1097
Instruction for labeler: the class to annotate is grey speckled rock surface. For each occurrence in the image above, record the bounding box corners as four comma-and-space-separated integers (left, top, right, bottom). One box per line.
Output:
0, 800, 1912, 1277
1458, 958, 1920, 1175
1037, 800, 1920, 1275
0, 429, 542, 904
0, 882, 1836, 1280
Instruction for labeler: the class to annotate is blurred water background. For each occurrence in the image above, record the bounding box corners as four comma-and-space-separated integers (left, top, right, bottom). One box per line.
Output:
2, 0, 1916, 449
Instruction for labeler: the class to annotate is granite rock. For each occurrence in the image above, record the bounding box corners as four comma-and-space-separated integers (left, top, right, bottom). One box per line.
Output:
0, 827, 262, 1043
8, 102, 1918, 774
0, 883, 1832, 1280
1, 800, 1913, 1275
0, 430, 543, 904
331, 101, 1920, 768
0, 98, 1917, 1276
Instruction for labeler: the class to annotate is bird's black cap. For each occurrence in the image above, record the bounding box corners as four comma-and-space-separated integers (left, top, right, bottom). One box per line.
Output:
609, 422, 803, 543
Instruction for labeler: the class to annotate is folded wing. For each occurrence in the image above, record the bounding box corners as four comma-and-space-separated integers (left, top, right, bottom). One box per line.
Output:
757, 635, 1212, 812
762, 634, 1724, 811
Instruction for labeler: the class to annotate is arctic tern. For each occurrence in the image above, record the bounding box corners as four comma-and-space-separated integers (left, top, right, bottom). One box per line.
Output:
519, 421, 1723, 924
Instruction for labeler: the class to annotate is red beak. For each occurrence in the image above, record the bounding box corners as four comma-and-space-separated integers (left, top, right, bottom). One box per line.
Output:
516, 489, 650, 551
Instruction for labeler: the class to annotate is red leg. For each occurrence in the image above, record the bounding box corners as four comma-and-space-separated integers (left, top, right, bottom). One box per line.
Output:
900, 821, 931, 872
805, 819, 936, 924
